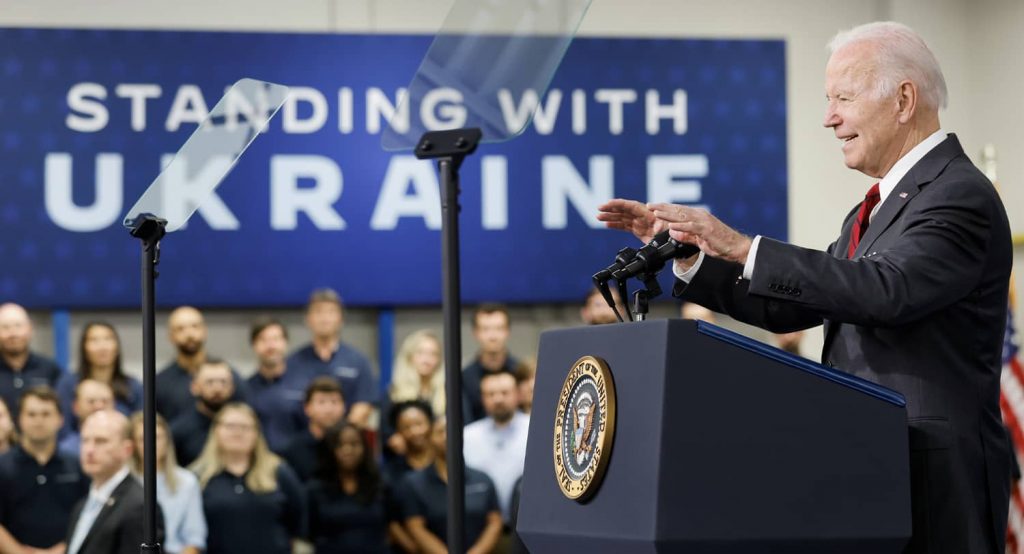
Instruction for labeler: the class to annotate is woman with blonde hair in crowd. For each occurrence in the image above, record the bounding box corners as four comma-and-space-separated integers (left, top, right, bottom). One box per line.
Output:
129, 412, 207, 554
190, 402, 306, 554
0, 397, 15, 454
384, 330, 445, 455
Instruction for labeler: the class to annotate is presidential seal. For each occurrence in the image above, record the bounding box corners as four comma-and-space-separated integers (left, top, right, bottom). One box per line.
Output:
553, 355, 616, 502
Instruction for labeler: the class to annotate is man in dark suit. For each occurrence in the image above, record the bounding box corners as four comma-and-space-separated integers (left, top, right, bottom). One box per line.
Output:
66, 409, 162, 554
599, 21, 1011, 554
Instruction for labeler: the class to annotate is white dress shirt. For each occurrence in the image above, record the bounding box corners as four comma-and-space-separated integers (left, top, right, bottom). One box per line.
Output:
674, 129, 949, 283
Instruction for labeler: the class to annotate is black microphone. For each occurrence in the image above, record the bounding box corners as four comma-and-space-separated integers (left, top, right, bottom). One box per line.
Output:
592, 247, 637, 322
611, 231, 699, 280
592, 246, 638, 285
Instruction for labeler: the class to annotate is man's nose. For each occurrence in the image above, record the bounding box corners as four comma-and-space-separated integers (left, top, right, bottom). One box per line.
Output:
823, 105, 840, 128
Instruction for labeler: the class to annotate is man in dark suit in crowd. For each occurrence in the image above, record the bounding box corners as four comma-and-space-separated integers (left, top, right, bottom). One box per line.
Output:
66, 409, 162, 554
599, 21, 1011, 554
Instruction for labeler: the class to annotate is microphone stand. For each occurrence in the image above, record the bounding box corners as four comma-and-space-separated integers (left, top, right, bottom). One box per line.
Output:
631, 269, 663, 322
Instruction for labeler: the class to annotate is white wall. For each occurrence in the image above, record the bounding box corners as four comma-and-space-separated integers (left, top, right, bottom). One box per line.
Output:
6, 0, 1023, 377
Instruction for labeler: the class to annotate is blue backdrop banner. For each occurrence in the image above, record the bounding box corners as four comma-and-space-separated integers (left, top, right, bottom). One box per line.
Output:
0, 28, 787, 308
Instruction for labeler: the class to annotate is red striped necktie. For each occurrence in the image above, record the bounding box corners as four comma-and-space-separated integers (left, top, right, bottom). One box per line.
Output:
847, 182, 881, 258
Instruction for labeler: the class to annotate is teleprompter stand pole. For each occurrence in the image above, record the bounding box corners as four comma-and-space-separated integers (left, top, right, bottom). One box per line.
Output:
415, 128, 481, 554
128, 214, 166, 554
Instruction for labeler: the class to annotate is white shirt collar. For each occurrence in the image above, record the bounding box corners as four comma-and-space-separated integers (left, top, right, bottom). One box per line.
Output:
876, 129, 948, 209
90, 465, 131, 506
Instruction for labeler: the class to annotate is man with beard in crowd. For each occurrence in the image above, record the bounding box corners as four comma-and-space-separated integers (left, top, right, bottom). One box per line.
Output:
155, 307, 246, 422
463, 371, 529, 523
169, 358, 235, 466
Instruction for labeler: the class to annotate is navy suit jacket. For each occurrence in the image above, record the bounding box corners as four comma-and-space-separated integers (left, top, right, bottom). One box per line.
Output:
676, 134, 1012, 553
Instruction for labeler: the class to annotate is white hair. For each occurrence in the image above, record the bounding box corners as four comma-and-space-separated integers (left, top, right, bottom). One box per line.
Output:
828, 21, 948, 110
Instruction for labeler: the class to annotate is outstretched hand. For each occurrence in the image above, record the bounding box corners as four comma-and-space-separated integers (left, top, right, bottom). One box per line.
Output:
647, 203, 752, 265
596, 199, 666, 244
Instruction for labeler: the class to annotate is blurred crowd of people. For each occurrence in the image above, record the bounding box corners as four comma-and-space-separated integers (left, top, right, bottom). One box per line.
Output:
0, 289, 802, 553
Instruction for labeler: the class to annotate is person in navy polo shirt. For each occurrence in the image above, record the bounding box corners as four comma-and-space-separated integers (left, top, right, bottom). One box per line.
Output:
247, 317, 315, 454
0, 386, 88, 553
170, 358, 235, 467
191, 403, 306, 554
281, 376, 346, 482
462, 304, 520, 423
287, 289, 377, 428
401, 415, 502, 553
155, 307, 247, 423
0, 303, 63, 414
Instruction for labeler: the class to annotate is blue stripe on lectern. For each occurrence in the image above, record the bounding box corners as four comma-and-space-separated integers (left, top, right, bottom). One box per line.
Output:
696, 321, 907, 407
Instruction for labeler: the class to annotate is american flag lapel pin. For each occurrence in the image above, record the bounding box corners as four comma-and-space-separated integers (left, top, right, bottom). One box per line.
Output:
899, 192, 908, 199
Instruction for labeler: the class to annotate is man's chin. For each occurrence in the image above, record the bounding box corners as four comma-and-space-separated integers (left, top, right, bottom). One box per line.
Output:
0, 345, 29, 357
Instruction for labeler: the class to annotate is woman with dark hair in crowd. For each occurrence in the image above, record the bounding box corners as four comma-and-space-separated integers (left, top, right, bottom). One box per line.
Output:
55, 321, 143, 429
129, 412, 207, 554
190, 402, 306, 554
307, 421, 416, 553
383, 400, 435, 484
0, 397, 15, 454
402, 416, 503, 554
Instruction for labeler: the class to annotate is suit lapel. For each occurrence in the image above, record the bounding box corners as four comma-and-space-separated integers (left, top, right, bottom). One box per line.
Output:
853, 134, 962, 259
76, 475, 131, 553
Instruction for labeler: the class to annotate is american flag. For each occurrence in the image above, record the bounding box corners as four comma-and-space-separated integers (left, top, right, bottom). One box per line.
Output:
1000, 282, 1024, 553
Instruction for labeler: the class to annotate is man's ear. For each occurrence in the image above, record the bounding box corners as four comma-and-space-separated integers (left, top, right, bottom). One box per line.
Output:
896, 80, 918, 124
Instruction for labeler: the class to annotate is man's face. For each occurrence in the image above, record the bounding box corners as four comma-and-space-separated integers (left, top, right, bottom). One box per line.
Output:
252, 324, 288, 367
168, 308, 207, 356
0, 304, 32, 358
304, 391, 345, 430
581, 292, 618, 325
191, 364, 234, 411
481, 373, 518, 424
306, 301, 343, 340
74, 381, 115, 420
472, 311, 510, 355
18, 396, 63, 444
823, 43, 905, 178
79, 411, 132, 482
